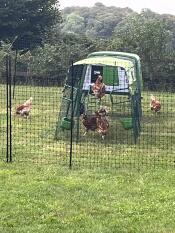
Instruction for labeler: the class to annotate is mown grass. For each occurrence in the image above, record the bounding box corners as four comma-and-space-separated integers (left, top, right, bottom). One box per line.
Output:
1, 162, 175, 233
1, 84, 175, 232
0, 84, 69, 164
1, 84, 175, 168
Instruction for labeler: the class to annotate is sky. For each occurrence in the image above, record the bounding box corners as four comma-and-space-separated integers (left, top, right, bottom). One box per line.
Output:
59, 0, 175, 15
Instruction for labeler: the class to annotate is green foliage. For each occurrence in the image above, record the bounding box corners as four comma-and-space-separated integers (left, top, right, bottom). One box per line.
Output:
0, 41, 18, 77
111, 11, 175, 84
16, 33, 98, 83
59, 6, 175, 86
62, 4, 133, 38
1, 2, 175, 86
62, 13, 85, 34
0, 41, 11, 66
0, 0, 61, 51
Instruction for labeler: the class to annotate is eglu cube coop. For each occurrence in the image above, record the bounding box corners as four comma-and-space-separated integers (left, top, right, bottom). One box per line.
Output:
55, 51, 143, 143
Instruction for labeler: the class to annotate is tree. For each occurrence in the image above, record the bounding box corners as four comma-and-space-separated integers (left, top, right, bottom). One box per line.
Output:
112, 11, 174, 86
0, 0, 61, 51
61, 13, 85, 34
21, 32, 97, 84
61, 4, 133, 39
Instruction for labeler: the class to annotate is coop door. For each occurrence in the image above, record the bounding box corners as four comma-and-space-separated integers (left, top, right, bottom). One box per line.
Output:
103, 66, 119, 86
67, 64, 84, 87
91, 65, 103, 83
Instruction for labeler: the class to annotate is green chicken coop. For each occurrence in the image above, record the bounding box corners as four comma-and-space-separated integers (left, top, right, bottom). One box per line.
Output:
55, 51, 143, 143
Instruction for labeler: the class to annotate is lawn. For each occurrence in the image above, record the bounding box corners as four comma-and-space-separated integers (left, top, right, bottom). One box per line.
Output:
1, 84, 175, 168
1, 84, 175, 232
1, 163, 175, 233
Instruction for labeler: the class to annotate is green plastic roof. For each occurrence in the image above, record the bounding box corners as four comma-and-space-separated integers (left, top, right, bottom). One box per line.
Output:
74, 56, 134, 70
87, 51, 140, 61
87, 51, 142, 87
73, 51, 143, 91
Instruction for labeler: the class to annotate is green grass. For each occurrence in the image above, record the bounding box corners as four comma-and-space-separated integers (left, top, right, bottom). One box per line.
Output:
1, 84, 175, 168
1, 163, 175, 233
1, 85, 175, 232
0, 85, 69, 164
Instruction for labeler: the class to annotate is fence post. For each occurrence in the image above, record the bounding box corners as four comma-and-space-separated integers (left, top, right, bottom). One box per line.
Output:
5, 55, 13, 162
6, 56, 9, 162
9, 55, 12, 162
69, 61, 74, 169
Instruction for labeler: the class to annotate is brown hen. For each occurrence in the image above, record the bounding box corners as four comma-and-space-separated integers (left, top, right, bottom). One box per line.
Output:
81, 106, 109, 139
150, 94, 161, 113
16, 97, 33, 118
92, 75, 106, 99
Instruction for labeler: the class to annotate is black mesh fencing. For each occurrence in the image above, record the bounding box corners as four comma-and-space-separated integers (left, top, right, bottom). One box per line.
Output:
0, 53, 175, 169
1, 55, 70, 165
69, 90, 175, 169
0, 75, 7, 162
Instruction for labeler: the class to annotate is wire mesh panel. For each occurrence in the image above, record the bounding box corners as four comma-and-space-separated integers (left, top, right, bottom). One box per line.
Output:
137, 89, 175, 168
0, 79, 7, 161
61, 55, 136, 168
71, 94, 136, 168
64, 55, 175, 169
11, 76, 70, 164
70, 88, 175, 169
1, 51, 175, 169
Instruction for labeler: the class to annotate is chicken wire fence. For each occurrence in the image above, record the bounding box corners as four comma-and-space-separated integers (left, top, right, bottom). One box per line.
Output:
0, 54, 175, 169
